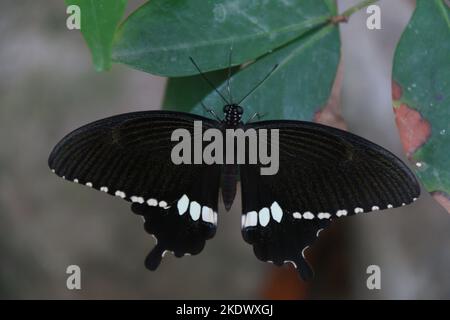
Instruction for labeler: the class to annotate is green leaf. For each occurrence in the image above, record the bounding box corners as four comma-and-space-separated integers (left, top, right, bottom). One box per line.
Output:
112, 0, 333, 76
66, 0, 127, 71
191, 24, 340, 122
163, 68, 237, 113
324, 0, 338, 14
392, 0, 450, 212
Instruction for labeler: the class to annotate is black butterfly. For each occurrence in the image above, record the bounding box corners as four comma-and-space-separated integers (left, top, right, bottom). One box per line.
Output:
48, 58, 420, 280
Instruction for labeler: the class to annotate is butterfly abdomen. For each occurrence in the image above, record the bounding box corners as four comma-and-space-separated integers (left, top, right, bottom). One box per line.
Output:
221, 164, 238, 211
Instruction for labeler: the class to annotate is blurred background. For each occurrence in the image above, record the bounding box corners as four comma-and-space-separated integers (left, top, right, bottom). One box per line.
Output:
1, 0, 449, 299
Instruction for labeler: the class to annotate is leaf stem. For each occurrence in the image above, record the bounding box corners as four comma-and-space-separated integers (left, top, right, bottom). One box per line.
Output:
330, 0, 380, 24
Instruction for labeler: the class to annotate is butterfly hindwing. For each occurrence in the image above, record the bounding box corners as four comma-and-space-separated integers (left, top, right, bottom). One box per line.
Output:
131, 162, 220, 270
131, 183, 219, 270
240, 120, 420, 280
48, 111, 221, 269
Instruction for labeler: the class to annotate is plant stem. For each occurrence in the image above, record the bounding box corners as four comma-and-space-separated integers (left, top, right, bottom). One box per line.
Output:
341, 0, 380, 19
329, 0, 379, 24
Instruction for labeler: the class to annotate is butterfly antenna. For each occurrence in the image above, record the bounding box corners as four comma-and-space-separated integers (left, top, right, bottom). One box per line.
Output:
247, 111, 267, 124
227, 46, 233, 103
200, 101, 221, 121
237, 64, 278, 105
189, 57, 230, 105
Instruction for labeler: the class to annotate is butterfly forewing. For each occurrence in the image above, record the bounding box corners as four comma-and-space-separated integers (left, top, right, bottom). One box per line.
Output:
48, 111, 221, 269
240, 120, 420, 279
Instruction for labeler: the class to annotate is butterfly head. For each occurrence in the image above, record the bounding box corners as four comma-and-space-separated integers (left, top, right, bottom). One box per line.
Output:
223, 104, 243, 126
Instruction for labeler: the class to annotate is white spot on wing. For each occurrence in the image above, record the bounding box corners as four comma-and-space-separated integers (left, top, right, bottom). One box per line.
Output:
159, 201, 168, 208
245, 211, 257, 227
201, 206, 214, 224
270, 201, 283, 223
336, 209, 347, 217
86, 182, 93, 187
147, 198, 158, 206
115, 190, 126, 198
354, 207, 364, 213
371, 206, 380, 211
292, 212, 302, 219
177, 194, 189, 215
131, 196, 144, 204
189, 201, 201, 221
258, 208, 270, 227
73, 179, 79, 183
318, 212, 331, 219
303, 211, 314, 220
387, 204, 393, 209
100, 186, 108, 193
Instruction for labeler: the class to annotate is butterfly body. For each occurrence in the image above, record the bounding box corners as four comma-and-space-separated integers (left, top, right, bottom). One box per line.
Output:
49, 108, 420, 280
223, 104, 244, 127
219, 104, 245, 210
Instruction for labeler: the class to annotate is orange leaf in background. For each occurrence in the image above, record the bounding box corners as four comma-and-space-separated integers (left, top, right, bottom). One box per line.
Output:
394, 103, 431, 158
392, 80, 403, 101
